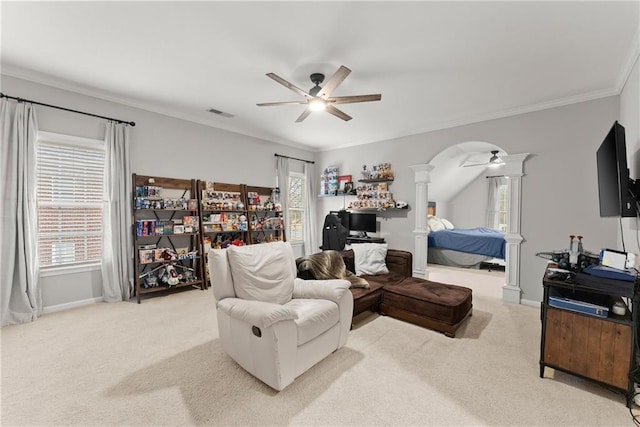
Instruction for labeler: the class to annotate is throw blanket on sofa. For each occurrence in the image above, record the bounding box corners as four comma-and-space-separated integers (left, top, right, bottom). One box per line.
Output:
296, 251, 369, 289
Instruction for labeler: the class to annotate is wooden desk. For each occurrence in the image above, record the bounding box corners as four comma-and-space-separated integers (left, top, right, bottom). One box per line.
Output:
346, 236, 385, 244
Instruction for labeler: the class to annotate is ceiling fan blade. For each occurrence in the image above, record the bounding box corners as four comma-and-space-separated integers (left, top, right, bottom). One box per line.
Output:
327, 94, 382, 104
257, 101, 308, 107
317, 65, 351, 98
295, 107, 312, 123
266, 73, 312, 99
326, 105, 352, 121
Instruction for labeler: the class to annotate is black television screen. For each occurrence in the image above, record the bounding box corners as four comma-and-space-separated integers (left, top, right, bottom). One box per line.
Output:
349, 212, 377, 235
336, 210, 350, 230
596, 121, 636, 217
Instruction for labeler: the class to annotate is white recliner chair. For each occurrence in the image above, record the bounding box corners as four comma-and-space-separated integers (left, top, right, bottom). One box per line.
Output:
208, 241, 353, 391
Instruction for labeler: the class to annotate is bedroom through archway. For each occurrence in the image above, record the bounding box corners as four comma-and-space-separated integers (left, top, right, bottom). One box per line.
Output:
414, 142, 528, 303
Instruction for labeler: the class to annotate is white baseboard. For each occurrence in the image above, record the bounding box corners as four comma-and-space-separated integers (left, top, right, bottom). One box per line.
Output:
42, 297, 104, 314
520, 298, 541, 308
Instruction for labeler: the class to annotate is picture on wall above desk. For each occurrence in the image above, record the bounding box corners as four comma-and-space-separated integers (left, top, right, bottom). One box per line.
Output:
320, 166, 339, 196
338, 175, 354, 194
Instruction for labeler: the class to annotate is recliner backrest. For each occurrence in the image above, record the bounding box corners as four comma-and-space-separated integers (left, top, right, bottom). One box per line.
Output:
227, 241, 296, 304
208, 247, 236, 302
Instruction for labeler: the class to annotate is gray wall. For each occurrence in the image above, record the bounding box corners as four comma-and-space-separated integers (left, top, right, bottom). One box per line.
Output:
447, 173, 488, 229
620, 57, 640, 258
4, 72, 631, 308
3, 75, 316, 309
317, 96, 621, 304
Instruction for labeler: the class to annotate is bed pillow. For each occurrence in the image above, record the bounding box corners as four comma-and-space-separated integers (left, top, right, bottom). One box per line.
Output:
428, 216, 445, 232
441, 218, 455, 229
351, 243, 389, 276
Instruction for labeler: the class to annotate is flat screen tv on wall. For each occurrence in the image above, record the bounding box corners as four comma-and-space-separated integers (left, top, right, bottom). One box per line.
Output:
596, 121, 636, 217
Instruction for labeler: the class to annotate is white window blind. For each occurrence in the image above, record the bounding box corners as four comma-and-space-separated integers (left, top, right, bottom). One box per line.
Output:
36, 135, 105, 268
288, 174, 305, 242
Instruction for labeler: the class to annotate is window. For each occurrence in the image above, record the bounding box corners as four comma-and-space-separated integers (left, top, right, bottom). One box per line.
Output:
288, 173, 305, 243
36, 132, 105, 269
495, 182, 508, 232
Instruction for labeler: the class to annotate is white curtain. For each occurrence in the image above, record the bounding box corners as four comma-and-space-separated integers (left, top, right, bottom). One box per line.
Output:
276, 156, 290, 240
304, 162, 318, 254
101, 122, 133, 302
486, 176, 505, 229
0, 100, 41, 326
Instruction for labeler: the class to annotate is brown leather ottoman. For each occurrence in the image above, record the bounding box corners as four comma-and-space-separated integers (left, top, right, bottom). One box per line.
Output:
380, 277, 472, 337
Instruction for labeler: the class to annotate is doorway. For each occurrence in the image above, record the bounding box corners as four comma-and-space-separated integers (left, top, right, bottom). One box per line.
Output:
411, 143, 528, 303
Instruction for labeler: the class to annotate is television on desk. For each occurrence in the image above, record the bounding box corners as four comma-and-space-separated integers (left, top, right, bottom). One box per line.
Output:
349, 212, 377, 237
596, 121, 637, 217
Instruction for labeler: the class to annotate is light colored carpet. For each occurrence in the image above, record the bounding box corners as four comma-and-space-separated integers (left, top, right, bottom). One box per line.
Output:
1, 266, 635, 426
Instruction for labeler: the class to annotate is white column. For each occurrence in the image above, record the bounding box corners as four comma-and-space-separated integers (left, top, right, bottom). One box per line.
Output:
497, 153, 529, 303
503, 174, 523, 303
409, 164, 434, 279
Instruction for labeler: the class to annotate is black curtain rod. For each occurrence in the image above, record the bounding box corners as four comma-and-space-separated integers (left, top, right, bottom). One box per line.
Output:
274, 153, 314, 164
0, 92, 135, 126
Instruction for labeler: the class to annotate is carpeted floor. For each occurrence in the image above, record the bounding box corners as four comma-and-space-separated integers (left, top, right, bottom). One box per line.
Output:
1, 266, 635, 426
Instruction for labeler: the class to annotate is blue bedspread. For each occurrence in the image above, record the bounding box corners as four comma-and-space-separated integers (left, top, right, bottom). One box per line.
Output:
428, 227, 505, 259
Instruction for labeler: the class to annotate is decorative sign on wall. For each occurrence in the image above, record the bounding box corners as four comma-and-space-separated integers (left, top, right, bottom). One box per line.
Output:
320, 166, 339, 196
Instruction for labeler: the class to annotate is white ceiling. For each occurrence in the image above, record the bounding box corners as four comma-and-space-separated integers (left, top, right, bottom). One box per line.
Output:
1, 1, 638, 152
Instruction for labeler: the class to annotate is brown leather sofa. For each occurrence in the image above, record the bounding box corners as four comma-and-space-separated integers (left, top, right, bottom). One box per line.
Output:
297, 248, 472, 337
339, 249, 412, 316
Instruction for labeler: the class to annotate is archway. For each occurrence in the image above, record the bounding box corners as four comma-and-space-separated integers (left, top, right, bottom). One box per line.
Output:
410, 143, 529, 304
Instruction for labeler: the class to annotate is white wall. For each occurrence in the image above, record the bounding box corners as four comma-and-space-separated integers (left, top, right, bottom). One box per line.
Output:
3, 75, 316, 309
317, 96, 620, 304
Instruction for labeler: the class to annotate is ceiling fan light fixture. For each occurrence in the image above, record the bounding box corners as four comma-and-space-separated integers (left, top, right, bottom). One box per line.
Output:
308, 73, 324, 97
309, 98, 326, 111
488, 150, 504, 167
258, 65, 381, 122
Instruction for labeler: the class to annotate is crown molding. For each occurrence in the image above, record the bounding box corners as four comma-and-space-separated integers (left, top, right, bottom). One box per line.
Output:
320, 87, 619, 152
2, 63, 623, 154
616, 23, 640, 93
1, 65, 317, 153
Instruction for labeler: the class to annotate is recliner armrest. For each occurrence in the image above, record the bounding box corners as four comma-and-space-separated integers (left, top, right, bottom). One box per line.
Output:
217, 298, 298, 328
293, 278, 351, 304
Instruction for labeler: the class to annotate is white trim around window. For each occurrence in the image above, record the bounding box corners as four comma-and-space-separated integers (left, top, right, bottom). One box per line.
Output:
40, 261, 102, 277
37, 131, 105, 151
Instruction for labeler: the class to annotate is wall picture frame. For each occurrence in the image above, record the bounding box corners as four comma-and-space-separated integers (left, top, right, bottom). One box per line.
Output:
428, 201, 436, 216
338, 175, 352, 193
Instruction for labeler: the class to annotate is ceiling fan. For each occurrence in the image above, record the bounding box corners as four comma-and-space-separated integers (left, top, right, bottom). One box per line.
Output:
257, 65, 381, 122
462, 150, 505, 167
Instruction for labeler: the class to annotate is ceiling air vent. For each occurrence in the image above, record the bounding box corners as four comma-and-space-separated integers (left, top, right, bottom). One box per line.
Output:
207, 108, 235, 119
